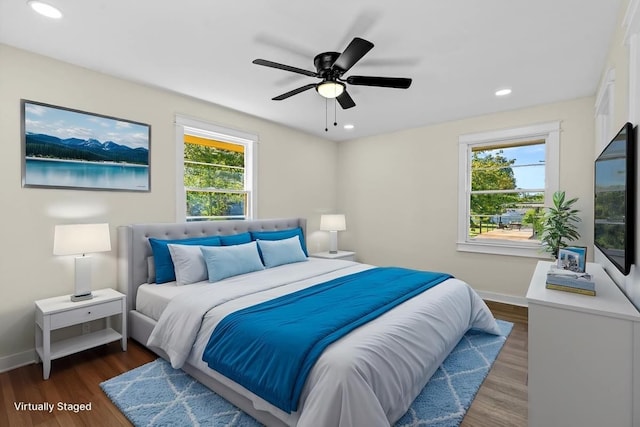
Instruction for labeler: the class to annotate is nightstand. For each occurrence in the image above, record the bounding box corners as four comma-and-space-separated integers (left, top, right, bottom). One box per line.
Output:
311, 251, 356, 261
35, 288, 127, 380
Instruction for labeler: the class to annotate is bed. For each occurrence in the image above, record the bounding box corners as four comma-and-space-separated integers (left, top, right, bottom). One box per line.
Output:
117, 217, 500, 427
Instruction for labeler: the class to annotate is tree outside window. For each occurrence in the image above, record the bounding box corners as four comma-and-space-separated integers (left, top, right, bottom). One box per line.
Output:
184, 135, 247, 221
469, 142, 545, 242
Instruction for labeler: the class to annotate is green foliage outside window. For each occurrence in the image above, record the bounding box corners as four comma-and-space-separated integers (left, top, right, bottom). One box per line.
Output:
471, 151, 519, 215
469, 149, 544, 239
184, 143, 246, 220
522, 207, 544, 236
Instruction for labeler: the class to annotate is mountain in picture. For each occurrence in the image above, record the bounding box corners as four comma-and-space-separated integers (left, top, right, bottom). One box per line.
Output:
25, 133, 149, 165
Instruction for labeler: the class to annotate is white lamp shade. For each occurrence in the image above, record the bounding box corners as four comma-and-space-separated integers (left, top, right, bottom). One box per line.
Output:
320, 214, 346, 231
53, 223, 111, 255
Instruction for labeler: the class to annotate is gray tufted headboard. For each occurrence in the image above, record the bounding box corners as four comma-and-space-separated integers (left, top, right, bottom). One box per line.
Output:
117, 218, 307, 313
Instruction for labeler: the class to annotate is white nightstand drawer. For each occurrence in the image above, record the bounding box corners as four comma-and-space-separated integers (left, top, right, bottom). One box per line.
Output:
49, 300, 122, 329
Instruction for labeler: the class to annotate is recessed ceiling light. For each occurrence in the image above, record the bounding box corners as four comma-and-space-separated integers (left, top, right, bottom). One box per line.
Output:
495, 88, 512, 97
28, 1, 63, 19
343, 124, 355, 130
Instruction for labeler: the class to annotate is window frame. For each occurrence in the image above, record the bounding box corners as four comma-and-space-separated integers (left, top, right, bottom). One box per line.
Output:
595, 68, 615, 155
175, 115, 257, 222
457, 121, 560, 257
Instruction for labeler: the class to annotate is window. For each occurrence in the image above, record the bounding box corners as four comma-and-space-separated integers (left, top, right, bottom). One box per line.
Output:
184, 135, 247, 220
457, 122, 559, 257
175, 116, 257, 222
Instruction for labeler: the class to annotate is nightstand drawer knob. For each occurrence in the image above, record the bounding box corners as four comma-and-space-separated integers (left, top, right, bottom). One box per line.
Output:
87, 311, 91, 314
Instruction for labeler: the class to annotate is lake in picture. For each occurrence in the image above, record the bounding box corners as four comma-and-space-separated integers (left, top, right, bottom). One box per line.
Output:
22, 101, 151, 191
25, 158, 149, 190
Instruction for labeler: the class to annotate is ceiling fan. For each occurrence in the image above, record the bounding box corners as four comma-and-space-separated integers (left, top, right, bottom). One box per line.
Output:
252, 37, 412, 109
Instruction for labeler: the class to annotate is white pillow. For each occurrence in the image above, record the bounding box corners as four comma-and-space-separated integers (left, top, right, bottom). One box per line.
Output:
167, 244, 208, 285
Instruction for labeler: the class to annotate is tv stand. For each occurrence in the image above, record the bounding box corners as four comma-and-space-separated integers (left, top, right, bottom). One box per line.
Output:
526, 261, 640, 427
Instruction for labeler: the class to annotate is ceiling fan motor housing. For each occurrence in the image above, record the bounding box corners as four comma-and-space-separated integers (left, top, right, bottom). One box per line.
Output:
314, 52, 342, 79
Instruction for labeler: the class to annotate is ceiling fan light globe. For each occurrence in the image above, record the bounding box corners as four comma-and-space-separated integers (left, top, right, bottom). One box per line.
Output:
317, 81, 345, 99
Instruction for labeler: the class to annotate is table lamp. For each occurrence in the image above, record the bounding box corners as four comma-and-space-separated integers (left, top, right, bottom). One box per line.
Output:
53, 223, 111, 301
320, 214, 346, 254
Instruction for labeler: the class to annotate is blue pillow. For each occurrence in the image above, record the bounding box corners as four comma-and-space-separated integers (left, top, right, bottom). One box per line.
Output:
201, 241, 265, 282
149, 236, 221, 284
220, 232, 252, 246
250, 227, 308, 256
256, 236, 308, 268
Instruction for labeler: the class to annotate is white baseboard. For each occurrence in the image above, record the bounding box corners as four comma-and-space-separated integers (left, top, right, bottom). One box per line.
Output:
0, 349, 36, 374
477, 290, 528, 307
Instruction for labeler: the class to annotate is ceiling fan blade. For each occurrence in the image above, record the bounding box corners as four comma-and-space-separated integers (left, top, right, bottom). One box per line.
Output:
336, 90, 356, 109
272, 83, 317, 100
252, 59, 318, 77
332, 37, 374, 73
346, 75, 412, 89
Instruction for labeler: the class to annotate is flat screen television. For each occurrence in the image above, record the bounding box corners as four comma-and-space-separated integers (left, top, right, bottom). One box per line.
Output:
594, 122, 636, 275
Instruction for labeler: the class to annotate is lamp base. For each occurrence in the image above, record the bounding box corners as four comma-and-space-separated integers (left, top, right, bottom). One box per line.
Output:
71, 292, 93, 302
328, 230, 339, 254
73, 255, 93, 303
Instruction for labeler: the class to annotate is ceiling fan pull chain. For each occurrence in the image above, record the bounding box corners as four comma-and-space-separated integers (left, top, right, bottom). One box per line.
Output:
325, 98, 328, 132
334, 99, 337, 127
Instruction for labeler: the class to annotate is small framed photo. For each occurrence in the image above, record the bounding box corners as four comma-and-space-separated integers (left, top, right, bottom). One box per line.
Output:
557, 246, 587, 273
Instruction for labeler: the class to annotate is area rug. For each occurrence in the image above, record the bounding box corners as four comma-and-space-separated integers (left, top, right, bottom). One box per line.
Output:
101, 320, 512, 427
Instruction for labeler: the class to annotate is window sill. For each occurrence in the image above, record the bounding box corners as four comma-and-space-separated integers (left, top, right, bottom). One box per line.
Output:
457, 240, 552, 258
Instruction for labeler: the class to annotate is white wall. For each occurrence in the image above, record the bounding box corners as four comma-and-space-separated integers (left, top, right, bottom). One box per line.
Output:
337, 97, 595, 301
0, 44, 338, 364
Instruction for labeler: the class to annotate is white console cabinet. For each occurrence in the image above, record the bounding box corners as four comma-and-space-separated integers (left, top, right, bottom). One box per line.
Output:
527, 261, 640, 427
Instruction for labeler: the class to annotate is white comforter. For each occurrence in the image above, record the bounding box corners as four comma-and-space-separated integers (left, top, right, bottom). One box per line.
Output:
147, 259, 500, 427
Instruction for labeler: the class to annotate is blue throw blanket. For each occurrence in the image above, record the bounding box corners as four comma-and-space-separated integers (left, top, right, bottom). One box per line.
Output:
202, 267, 452, 413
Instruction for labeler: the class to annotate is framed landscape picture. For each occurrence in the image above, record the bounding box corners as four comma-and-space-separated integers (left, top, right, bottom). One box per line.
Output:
21, 100, 150, 191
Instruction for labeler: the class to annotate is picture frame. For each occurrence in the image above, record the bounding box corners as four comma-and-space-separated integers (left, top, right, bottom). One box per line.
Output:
21, 100, 150, 192
557, 246, 587, 273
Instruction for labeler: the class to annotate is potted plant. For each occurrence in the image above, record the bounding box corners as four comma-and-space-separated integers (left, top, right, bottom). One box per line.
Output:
540, 191, 581, 258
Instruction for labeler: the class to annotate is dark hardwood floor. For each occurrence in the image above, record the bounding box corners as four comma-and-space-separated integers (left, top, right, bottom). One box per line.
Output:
1, 301, 527, 427
0, 340, 155, 427
462, 301, 528, 427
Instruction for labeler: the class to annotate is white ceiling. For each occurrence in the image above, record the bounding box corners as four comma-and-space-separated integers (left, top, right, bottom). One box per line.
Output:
0, 0, 623, 142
